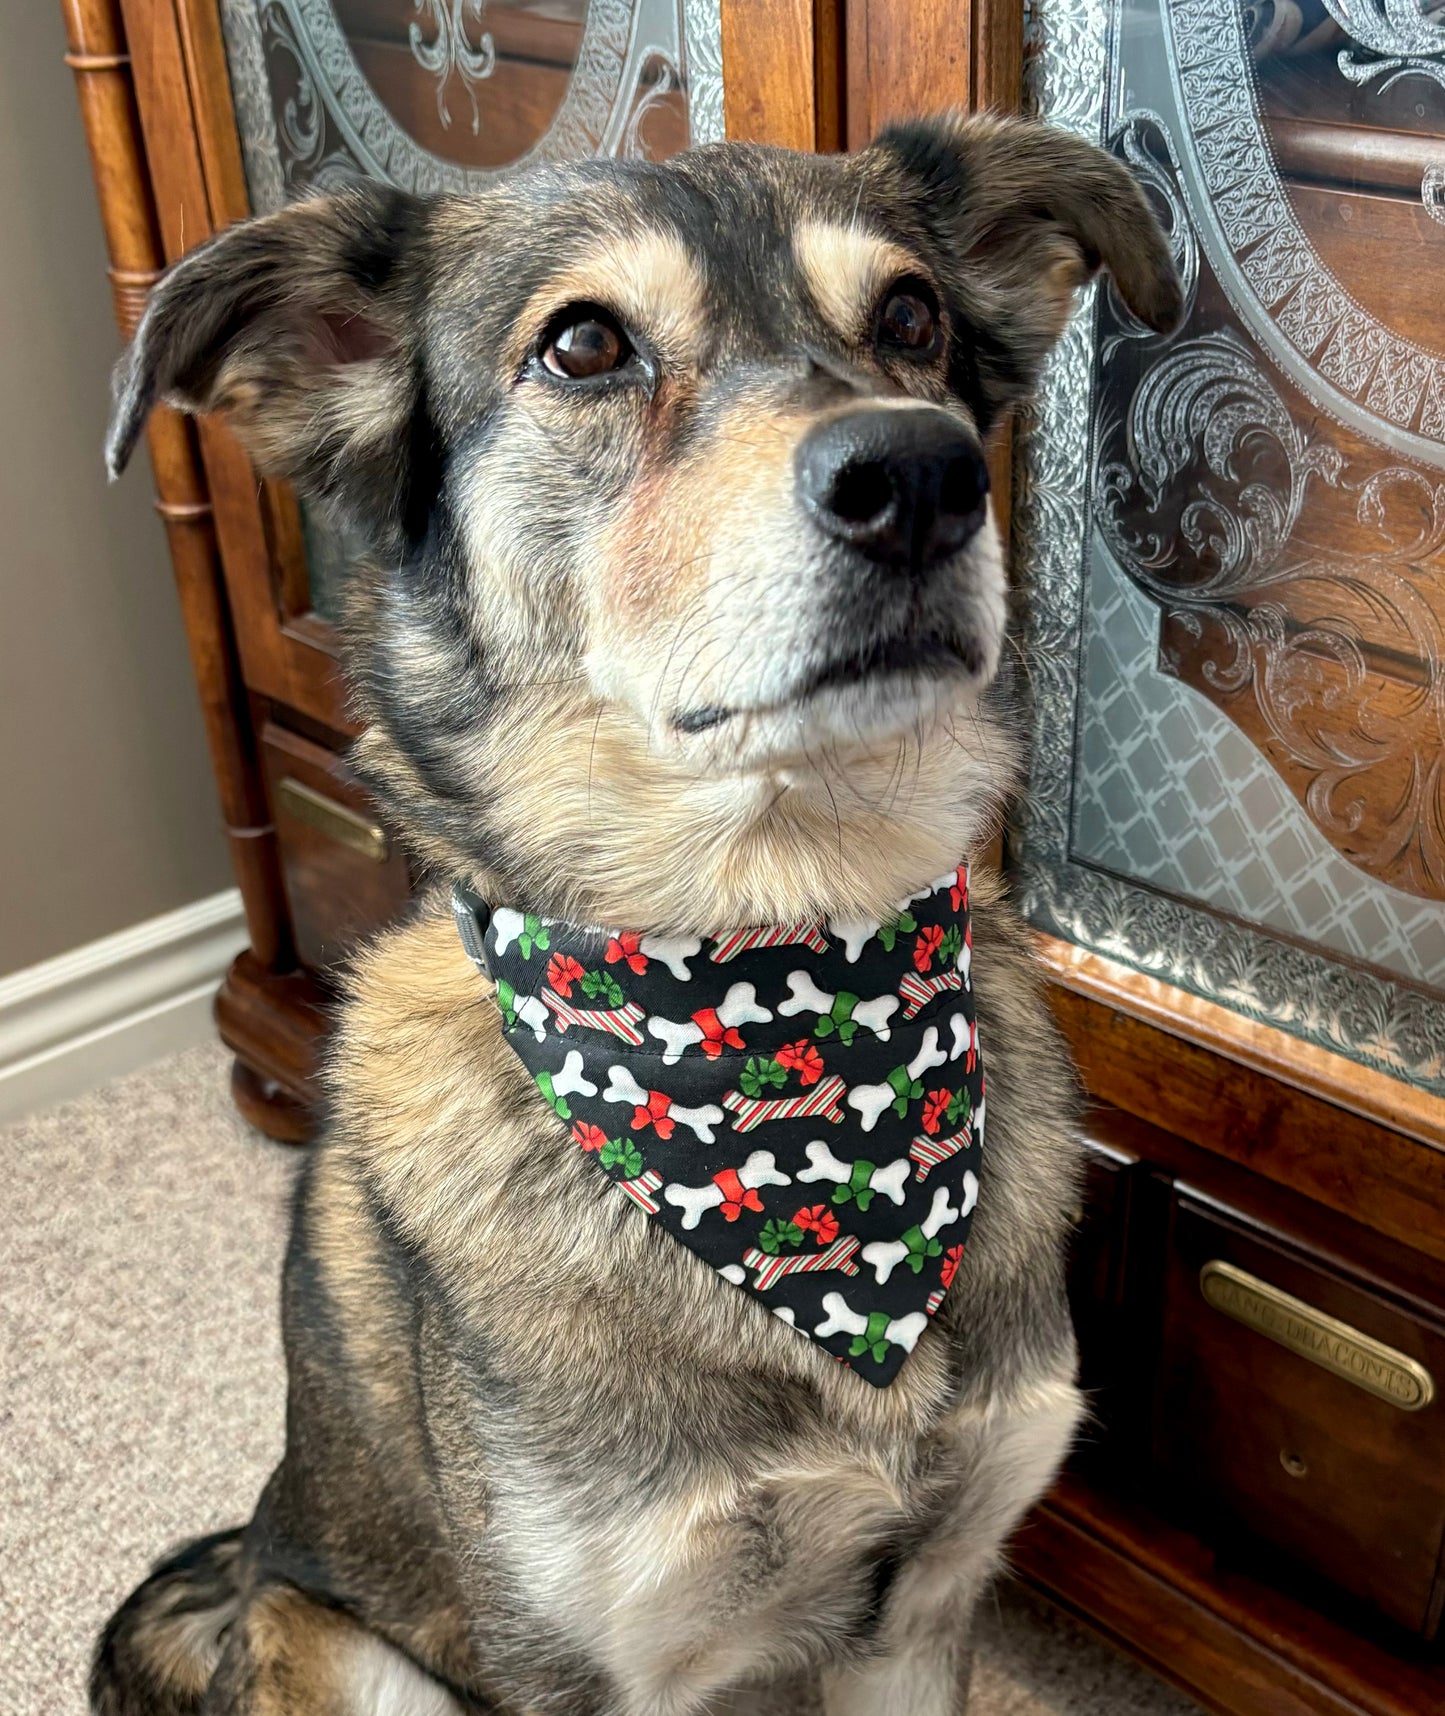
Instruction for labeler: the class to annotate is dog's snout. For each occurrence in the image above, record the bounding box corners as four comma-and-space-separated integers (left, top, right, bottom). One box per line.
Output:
795, 408, 990, 572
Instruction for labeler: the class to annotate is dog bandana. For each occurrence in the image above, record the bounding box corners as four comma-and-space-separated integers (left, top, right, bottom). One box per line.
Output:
452, 867, 985, 1385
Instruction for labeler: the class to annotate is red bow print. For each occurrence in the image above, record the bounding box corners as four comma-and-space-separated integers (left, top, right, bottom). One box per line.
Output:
913, 924, 944, 973
775, 1038, 824, 1085
793, 1204, 840, 1244
631, 1088, 675, 1139
712, 1167, 765, 1222
691, 1007, 745, 1058
606, 931, 649, 974
548, 953, 585, 997
921, 1088, 954, 1136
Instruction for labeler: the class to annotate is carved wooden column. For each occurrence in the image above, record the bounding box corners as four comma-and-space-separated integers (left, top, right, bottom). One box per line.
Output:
59, 0, 306, 1138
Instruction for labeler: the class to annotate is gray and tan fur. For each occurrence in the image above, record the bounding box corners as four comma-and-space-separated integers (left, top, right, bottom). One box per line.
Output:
97, 113, 1180, 1715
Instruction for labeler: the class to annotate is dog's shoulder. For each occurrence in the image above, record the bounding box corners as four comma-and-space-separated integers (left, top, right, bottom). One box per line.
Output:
323, 891, 542, 1220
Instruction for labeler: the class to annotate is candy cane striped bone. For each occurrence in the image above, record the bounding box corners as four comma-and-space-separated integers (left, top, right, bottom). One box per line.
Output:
709, 921, 830, 962
741, 1233, 861, 1290
908, 1123, 974, 1182
898, 969, 965, 1020
603, 1065, 723, 1143
618, 1168, 664, 1213
722, 1074, 847, 1133
542, 992, 647, 1044
663, 1150, 791, 1229
796, 1140, 909, 1207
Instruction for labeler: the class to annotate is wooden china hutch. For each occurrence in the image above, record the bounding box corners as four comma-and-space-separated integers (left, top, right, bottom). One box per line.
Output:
60, 0, 1445, 1710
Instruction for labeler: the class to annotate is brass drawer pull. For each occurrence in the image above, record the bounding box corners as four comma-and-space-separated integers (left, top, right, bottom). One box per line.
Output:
1200, 1260, 1435, 1412
276, 777, 389, 864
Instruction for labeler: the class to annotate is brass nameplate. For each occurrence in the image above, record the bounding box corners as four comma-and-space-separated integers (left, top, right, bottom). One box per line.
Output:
276, 777, 389, 864
1200, 1260, 1435, 1412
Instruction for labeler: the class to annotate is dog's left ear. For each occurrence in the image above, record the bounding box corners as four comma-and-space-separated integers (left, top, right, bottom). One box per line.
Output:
107, 184, 433, 540
868, 112, 1183, 426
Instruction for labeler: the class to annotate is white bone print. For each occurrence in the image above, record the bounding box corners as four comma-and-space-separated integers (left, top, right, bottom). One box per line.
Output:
646, 982, 772, 1064
638, 933, 702, 981
603, 1065, 723, 1143
861, 1185, 960, 1285
510, 992, 551, 1043
948, 1012, 979, 1064
795, 1140, 910, 1207
829, 916, 883, 963
663, 1150, 791, 1229
845, 1026, 949, 1132
490, 907, 526, 957
552, 1051, 597, 1099
776, 971, 898, 1041
957, 1167, 979, 1219
813, 1292, 929, 1354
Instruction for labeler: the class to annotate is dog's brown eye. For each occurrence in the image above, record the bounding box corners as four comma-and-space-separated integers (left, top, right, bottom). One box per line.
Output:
543, 313, 630, 379
878, 285, 939, 355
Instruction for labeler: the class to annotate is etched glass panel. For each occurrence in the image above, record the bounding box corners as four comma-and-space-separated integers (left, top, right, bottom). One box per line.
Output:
1013, 0, 1445, 1094
217, 0, 724, 616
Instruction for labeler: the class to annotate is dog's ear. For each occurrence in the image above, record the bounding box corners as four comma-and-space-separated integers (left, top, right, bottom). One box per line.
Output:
868, 112, 1183, 424
107, 184, 433, 537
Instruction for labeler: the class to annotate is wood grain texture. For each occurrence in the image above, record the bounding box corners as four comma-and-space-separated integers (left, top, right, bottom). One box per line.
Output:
846, 0, 969, 150
59, 0, 290, 974
260, 724, 411, 972
722, 0, 817, 149
213, 948, 327, 1112
1037, 933, 1445, 1155
1013, 1476, 1445, 1716
1157, 1197, 1445, 1636
1048, 982, 1445, 1268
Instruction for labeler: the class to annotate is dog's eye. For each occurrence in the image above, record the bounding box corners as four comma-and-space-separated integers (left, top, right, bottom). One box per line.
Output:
542, 310, 632, 379
877, 282, 940, 356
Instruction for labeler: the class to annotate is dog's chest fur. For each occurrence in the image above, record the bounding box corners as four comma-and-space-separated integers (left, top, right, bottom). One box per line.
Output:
292, 893, 1082, 1707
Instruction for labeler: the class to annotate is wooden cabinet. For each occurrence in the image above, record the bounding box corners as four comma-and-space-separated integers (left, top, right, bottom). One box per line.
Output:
60, 0, 1445, 1709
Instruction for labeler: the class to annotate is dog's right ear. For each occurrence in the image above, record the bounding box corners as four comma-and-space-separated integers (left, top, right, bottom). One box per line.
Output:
108, 184, 432, 538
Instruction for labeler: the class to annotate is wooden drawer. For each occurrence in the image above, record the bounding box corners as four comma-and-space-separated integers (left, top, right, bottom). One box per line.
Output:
260, 723, 411, 972
1154, 1193, 1445, 1638
1067, 1137, 1143, 1429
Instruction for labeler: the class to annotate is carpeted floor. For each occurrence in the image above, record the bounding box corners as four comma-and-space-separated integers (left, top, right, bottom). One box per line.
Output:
1, 1043, 1201, 1716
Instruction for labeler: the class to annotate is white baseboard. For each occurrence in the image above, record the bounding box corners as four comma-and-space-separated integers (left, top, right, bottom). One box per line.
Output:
0, 889, 248, 1126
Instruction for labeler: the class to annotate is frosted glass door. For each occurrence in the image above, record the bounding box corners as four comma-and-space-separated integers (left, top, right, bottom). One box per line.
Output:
1013, 0, 1445, 1095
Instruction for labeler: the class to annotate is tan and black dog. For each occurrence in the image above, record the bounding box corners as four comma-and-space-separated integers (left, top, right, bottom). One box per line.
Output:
97, 113, 1179, 1716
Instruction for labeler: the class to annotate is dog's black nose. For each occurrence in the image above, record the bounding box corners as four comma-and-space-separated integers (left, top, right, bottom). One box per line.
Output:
796, 407, 990, 572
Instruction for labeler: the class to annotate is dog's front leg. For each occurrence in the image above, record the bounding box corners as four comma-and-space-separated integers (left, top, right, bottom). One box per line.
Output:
199, 1584, 468, 1716
818, 1588, 976, 1716
821, 1367, 1083, 1716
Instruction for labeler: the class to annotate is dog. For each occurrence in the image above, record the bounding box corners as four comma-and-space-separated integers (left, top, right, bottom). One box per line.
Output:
96, 112, 1180, 1715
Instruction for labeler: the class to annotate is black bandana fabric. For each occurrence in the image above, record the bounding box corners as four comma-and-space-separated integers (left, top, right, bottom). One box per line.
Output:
452, 867, 985, 1386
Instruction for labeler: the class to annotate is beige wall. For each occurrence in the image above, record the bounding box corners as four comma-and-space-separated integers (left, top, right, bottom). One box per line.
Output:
0, 4, 233, 977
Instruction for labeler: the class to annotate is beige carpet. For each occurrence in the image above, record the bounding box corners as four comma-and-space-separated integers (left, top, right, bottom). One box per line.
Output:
1, 1043, 1200, 1716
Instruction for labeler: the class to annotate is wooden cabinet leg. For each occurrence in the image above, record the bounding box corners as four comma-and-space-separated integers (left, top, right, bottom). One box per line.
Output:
229, 1059, 314, 1145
